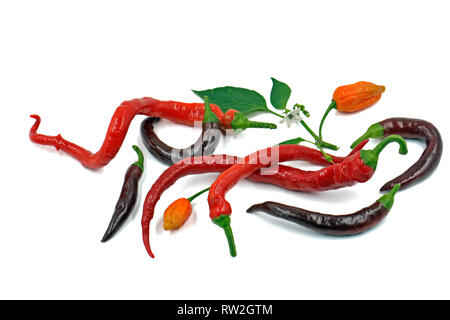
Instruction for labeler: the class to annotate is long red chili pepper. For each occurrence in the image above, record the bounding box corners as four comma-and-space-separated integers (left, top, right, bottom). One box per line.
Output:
29, 98, 225, 169
141, 141, 368, 258
207, 135, 408, 257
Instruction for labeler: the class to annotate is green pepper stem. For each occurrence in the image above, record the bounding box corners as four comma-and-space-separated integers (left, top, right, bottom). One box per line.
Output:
350, 123, 385, 149
212, 215, 237, 257
231, 112, 277, 131
300, 120, 339, 151
187, 187, 210, 202
246, 120, 277, 129
132, 145, 144, 171
267, 109, 285, 118
360, 135, 408, 170
372, 134, 408, 156
377, 183, 401, 210
315, 143, 334, 164
202, 96, 220, 124
318, 100, 337, 139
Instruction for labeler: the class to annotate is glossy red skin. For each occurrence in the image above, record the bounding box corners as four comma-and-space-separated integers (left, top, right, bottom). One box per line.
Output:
29, 97, 225, 169
208, 146, 374, 220
221, 109, 239, 129
141, 140, 368, 258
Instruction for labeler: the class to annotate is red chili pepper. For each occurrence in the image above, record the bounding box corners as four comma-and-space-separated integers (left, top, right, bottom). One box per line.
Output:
29, 98, 225, 169
207, 135, 407, 257
221, 109, 239, 129
141, 140, 368, 258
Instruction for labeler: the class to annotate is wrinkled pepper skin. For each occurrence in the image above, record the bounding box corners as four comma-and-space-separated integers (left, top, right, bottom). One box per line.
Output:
141, 141, 368, 258
333, 81, 385, 112
29, 98, 225, 169
140, 117, 223, 165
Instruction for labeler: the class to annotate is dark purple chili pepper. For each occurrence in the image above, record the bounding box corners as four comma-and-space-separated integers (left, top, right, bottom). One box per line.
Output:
140, 117, 223, 165
351, 118, 442, 191
247, 184, 400, 235
140, 96, 223, 165
140, 96, 276, 165
101, 145, 144, 242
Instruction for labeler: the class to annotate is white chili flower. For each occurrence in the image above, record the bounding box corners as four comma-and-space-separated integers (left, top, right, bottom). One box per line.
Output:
280, 109, 303, 128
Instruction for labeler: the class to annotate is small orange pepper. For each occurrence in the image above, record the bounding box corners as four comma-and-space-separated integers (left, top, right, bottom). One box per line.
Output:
163, 198, 192, 231
163, 187, 210, 231
333, 81, 385, 113
319, 81, 385, 139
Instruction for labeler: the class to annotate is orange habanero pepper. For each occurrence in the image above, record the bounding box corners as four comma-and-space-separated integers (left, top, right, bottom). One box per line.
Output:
319, 81, 385, 139
163, 187, 210, 231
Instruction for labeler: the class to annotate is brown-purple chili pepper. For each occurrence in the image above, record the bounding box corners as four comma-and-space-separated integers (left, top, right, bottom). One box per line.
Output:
140, 97, 276, 165
351, 118, 442, 191
247, 184, 401, 235
140, 96, 222, 165
101, 145, 144, 242
140, 117, 223, 165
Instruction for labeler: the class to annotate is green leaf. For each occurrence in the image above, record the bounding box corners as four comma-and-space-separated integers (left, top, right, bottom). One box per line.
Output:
270, 77, 291, 110
192, 86, 268, 115
278, 137, 306, 145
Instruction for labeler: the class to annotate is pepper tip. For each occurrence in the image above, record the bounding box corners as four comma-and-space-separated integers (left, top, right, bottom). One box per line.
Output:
100, 234, 109, 243
143, 233, 155, 258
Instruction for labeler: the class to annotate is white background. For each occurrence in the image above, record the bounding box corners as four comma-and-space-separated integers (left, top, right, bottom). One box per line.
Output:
1, 1, 449, 299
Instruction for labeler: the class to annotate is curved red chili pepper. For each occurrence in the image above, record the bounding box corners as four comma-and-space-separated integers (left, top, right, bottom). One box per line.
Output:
207, 135, 407, 257
29, 98, 225, 169
141, 140, 368, 258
